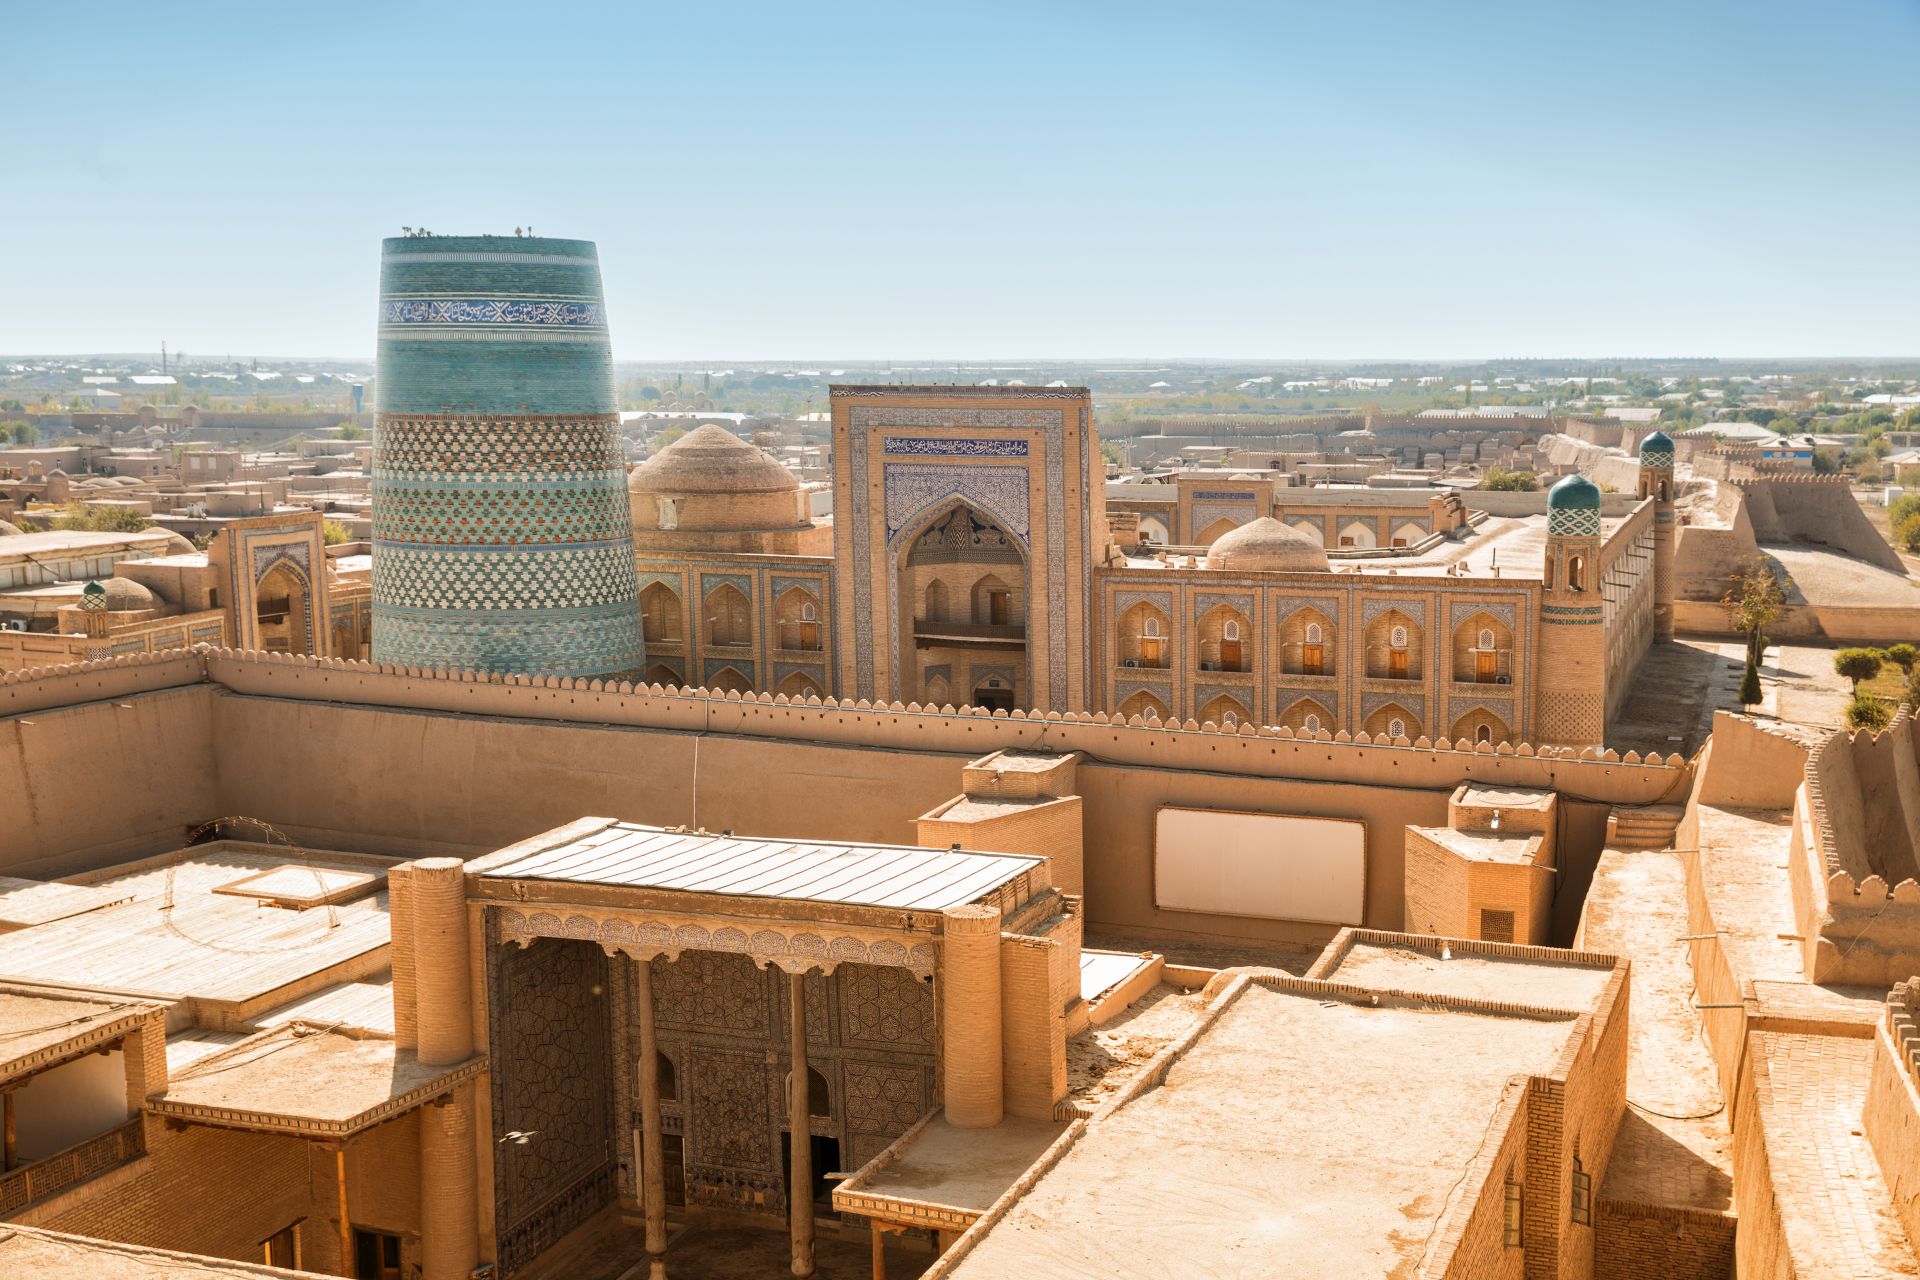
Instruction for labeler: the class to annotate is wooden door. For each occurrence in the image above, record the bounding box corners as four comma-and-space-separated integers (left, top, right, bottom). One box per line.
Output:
1302, 643, 1323, 676
1389, 648, 1408, 679
1475, 650, 1496, 683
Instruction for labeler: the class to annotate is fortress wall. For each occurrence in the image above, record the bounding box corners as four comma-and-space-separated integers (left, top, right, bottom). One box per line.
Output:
0, 682, 216, 876
1754, 476, 1904, 572
0, 649, 1686, 942
1697, 711, 1810, 810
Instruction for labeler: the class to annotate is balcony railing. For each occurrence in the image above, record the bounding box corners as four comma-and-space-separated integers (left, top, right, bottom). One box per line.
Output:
0, 1116, 144, 1215
912, 620, 1026, 643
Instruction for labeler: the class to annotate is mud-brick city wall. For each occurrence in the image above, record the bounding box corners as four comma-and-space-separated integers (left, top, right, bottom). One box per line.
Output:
0, 650, 1685, 948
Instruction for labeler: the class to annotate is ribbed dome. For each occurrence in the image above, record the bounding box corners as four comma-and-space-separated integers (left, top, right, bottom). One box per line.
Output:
1206, 517, 1330, 573
629, 425, 798, 496
94, 578, 157, 610
0, 521, 22, 536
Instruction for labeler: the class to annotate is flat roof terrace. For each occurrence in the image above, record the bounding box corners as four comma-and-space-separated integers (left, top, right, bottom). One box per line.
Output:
1314, 935, 1615, 1012
941, 980, 1577, 1279
0, 843, 393, 1022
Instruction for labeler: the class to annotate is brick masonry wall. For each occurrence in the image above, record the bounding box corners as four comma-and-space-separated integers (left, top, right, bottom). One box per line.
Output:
1593, 1201, 1734, 1280
999, 934, 1065, 1120
42, 1120, 343, 1272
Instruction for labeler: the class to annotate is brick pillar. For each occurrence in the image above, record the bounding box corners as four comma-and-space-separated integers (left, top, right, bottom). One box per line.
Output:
941, 906, 1003, 1128
1000, 935, 1066, 1119
123, 1011, 169, 1110
411, 858, 472, 1067
419, 1085, 479, 1280
388, 865, 418, 1052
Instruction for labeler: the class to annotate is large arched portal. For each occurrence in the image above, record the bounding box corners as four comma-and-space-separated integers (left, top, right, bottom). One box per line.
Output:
254, 563, 310, 653
897, 503, 1029, 709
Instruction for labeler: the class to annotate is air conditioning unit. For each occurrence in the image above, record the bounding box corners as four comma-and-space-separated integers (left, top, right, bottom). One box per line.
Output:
1496, 675, 1511, 685
3, 620, 24, 632
1122, 659, 1140, 668
1200, 662, 1219, 672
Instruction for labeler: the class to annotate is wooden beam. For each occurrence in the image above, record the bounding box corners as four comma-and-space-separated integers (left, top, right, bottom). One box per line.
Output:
636, 956, 667, 1280
789, 972, 815, 1279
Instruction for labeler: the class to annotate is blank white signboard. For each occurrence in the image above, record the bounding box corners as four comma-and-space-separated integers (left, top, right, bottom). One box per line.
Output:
1153, 806, 1366, 925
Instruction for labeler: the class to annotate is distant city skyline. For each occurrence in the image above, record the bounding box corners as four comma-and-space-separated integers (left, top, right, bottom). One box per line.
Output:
4, 0, 1917, 360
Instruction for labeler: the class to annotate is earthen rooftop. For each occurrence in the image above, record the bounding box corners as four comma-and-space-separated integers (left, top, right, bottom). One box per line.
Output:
0, 988, 155, 1078
1317, 937, 1614, 1011
150, 1023, 483, 1137
942, 980, 1578, 1279
0, 1225, 319, 1279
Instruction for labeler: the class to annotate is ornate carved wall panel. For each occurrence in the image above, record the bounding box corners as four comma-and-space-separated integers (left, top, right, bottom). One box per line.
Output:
838, 962, 935, 1052
488, 936, 615, 1276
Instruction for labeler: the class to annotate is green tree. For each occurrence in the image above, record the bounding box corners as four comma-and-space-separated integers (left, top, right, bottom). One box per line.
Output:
335, 421, 367, 441
650, 426, 686, 452
51, 503, 152, 533
1811, 449, 1841, 475
1886, 643, 1920, 678
1896, 513, 1920, 555
1723, 561, 1784, 706
1834, 648, 1884, 693
2, 421, 38, 445
1846, 691, 1893, 732
1481, 467, 1541, 492
321, 520, 352, 546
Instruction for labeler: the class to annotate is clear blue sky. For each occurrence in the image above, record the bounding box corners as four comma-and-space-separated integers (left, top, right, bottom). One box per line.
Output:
4, 1, 1916, 360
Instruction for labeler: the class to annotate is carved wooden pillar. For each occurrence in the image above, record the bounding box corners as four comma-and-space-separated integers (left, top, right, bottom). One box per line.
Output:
789, 970, 815, 1279
635, 956, 668, 1280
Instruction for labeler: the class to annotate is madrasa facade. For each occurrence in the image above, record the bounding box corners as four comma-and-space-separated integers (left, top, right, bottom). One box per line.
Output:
360, 233, 1669, 749
619, 387, 1673, 749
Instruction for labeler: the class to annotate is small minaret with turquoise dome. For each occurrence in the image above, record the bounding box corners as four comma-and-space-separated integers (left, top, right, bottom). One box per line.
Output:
1637, 430, 1677, 639
1535, 473, 1606, 747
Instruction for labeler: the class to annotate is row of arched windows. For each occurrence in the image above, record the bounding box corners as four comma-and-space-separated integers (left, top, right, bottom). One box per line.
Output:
639, 581, 824, 653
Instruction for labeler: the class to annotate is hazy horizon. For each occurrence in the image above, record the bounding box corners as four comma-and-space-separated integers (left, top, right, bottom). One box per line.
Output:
5, 1, 1918, 360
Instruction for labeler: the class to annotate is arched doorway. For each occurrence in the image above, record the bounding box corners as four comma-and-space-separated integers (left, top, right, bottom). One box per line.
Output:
972, 677, 1015, 712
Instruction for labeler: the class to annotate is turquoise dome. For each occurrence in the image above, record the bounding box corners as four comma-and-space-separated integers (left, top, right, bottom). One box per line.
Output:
1547, 474, 1602, 537
1638, 431, 1675, 467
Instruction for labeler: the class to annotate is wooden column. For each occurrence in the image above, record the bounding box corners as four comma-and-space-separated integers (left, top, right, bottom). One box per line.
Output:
869, 1223, 887, 1280
2, 1089, 15, 1172
788, 971, 815, 1279
334, 1144, 353, 1277
635, 956, 668, 1280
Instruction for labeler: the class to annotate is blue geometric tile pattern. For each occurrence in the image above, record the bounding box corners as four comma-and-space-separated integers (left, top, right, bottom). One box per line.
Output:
371, 235, 645, 678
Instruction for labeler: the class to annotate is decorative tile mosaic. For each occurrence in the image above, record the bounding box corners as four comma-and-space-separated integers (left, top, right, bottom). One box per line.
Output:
1449, 600, 1518, 632
379, 299, 606, 328
882, 465, 1031, 547
882, 437, 1029, 457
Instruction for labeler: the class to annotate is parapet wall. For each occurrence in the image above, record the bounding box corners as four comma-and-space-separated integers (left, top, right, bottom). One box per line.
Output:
1865, 982, 1920, 1253
1798, 711, 1920, 984
0, 646, 1690, 945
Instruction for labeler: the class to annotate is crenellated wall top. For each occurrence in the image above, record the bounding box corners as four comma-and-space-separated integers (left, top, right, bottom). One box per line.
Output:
0, 644, 1690, 799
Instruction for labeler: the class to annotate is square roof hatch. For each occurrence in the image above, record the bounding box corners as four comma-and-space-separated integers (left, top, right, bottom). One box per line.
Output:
212, 863, 382, 910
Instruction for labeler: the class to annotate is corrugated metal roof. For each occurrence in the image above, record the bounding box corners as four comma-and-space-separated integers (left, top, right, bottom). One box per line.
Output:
483, 824, 1041, 912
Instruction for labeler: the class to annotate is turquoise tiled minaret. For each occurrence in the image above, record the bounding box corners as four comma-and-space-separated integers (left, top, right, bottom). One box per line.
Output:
371, 235, 646, 678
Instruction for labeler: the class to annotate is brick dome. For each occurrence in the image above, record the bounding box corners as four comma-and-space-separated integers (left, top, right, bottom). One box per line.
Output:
1206, 517, 1330, 573
629, 425, 803, 533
